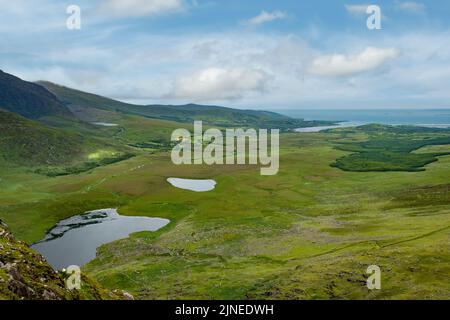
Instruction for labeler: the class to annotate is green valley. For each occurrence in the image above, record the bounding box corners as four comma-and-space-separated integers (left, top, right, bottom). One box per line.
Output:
1, 110, 449, 299
3, 0, 450, 307
0, 71, 449, 300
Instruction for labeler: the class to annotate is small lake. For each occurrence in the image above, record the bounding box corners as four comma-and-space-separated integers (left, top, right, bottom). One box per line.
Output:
167, 178, 216, 192
31, 209, 170, 270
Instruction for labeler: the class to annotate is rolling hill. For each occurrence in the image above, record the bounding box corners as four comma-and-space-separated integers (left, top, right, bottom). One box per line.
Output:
0, 110, 132, 175
0, 109, 85, 166
0, 71, 135, 173
0, 69, 332, 173
0, 70, 73, 120
39, 81, 333, 130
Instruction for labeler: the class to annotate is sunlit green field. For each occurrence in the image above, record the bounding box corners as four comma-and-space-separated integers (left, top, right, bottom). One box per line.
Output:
0, 128, 449, 299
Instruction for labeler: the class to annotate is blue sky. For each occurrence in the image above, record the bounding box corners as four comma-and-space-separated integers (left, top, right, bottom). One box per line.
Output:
1, 0, 450, 109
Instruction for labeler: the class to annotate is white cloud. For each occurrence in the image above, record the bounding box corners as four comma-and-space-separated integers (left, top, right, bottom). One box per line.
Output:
171, 67, 271, 100
3, 4, 450, 110
12, 33, 447, 109
309, 47, 400, 76
245, 10, 287, 26
345, 4, 370, 15
99, 0, 184, 18
396, 1, 426, 13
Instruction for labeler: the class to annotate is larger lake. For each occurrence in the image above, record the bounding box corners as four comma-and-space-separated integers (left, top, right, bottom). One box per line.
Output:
31, 209, 169, 270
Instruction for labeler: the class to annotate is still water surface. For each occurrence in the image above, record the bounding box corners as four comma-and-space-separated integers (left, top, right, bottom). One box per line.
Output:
32, 209, 169, 270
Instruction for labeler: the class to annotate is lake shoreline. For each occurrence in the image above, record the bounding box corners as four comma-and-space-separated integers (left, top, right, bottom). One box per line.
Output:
31, 209, 170, 270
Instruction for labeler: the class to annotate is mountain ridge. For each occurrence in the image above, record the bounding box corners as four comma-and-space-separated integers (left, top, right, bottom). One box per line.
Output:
38, 80, 333, 130
0, 70, 73, 120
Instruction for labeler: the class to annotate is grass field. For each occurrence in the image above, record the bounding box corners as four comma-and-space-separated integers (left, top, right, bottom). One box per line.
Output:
331, 125, 450, 172
0, 124, 449, 300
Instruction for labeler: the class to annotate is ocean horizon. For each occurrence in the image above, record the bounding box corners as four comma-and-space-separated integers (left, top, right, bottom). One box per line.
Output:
279, 109, 450, 126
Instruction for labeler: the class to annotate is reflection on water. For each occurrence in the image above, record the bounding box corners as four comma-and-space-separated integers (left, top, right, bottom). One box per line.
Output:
92, 122, 118, 127
32, 209, 169, 270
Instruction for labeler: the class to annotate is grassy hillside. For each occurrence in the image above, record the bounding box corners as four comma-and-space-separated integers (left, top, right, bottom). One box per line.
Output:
39, 81, 333, 130
0, 71, 72, 120
0, 110, 85, 166
0, 110, 133, 175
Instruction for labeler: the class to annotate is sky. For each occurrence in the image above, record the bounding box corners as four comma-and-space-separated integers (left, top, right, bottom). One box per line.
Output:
1, 0, 450, 110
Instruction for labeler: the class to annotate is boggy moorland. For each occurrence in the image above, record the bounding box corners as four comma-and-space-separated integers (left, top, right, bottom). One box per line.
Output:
0, 71, 449, 300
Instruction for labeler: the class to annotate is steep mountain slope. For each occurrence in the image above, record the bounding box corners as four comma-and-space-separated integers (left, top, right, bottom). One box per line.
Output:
39, 81, 333, 129
0, 70, 72, 120
37, 81, 136, 122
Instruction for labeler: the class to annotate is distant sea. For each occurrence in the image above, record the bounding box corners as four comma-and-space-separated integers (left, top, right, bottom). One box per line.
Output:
279, 109, 450, 126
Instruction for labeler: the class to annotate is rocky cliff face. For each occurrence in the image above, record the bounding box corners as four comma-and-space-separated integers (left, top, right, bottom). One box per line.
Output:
0, 219, 131, 300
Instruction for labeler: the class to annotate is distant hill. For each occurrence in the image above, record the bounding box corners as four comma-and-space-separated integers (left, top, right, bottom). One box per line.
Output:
133, 103, 312, 129
39, 81, 332, 130
0, 110, 84, 166
0, 70, 73, 120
